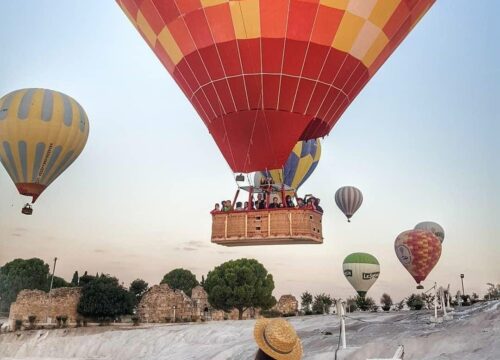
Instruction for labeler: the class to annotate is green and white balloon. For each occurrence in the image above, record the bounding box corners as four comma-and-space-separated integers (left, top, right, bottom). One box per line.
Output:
343, 253, 380, 297
415, 221, 445, 243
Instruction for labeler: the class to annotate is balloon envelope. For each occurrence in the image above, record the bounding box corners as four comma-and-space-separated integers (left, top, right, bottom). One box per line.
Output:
117, 0, 435, 173
335, 186, 363, 221
254, 139, 321, 191
394, 229, 441, 286
415, 221, 445, 243
0, 88, 89, 203
343, 252, 380, 297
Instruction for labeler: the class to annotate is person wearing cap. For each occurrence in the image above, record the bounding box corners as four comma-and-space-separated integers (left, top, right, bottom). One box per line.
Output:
253, 318, 303, 360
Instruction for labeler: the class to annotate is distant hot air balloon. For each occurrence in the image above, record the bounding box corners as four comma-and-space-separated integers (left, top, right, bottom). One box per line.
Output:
343, 252, 380, 297
335, 186, 363, 222
254, 139, 321, 191
116, 0, 435, 174
0, 88, 89, 214
415, 221, 445, 243
394, 229, 442, 289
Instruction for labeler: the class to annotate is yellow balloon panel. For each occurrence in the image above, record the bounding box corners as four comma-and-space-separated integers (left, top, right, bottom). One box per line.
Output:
0, 88, 89, 202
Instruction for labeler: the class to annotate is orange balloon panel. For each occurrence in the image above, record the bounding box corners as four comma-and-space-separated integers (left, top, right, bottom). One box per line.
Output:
395, 229, 442, 285
117, 0, 435, 172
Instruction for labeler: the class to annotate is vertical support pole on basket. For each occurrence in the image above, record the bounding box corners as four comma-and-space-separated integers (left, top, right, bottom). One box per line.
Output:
232, 189, 240, 210
248, 186, 254, 210
281, 184, 286, 207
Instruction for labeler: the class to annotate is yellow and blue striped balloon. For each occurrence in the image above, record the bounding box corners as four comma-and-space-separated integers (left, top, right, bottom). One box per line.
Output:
0, 88, 89, 203
254, 139, 321, 191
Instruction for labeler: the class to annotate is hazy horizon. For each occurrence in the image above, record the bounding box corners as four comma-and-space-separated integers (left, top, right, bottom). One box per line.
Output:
1, 1, 499, 303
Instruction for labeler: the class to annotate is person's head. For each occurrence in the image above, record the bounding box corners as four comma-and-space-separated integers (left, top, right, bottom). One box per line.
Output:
244, 201, 249, 208
297, 198, 304, 205
254, 318, 302, 360
273, 197, 278, 204
236, 201, 242, 209
214, 203, 220, 211
258, 193, 263, 200
315, 198, 320, 205
307, 198, 313, 205
286, 195, 291, 201
226, 200, 231, 206
255, 349, 275, 360
221, 200, 226, 207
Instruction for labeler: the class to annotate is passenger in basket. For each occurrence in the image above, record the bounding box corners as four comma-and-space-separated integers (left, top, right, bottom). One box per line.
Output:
255, 193, 266, 209
314, 198, 323, 213
224, 200, 232, 211
269, 197, 280, 209
235, 202, 243, 210
306, 198, 315, 209
244, 201, 251, 210
211, 203, 220, 213
296, 198, 305, 208
285, 195, 295, 208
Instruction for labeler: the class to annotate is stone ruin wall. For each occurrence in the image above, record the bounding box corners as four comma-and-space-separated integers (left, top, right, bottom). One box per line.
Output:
138, 284, 198, 323
274, 295, 299, 315
9, 287, 81, 327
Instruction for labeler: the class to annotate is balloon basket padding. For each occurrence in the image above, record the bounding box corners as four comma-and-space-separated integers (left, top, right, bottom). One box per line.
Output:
211, 208, 323, 246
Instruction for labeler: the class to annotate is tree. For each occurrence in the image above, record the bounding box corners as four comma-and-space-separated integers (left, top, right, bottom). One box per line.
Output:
129, 279, 149, 305
395, 299, 406, 311
355, 295, 376, 311
380, 293, 393, 311
201, 275, 205, 288
161, 268, 199, 297
51, 276, 70, 289
485, 283, 499, 300
406, 294, 424, 310
346, 297, 358, 312
77, 275, 134, 320
301, 292, 313, 313
421, 293, 435, 309
204, 258, 276, 320
71, 271, 79, 286
0, 258, 50, 312
312, 293, 333, 314
79, 272, 95, 286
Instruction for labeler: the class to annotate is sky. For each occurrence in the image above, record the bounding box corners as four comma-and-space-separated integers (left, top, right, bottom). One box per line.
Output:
0, 1, 499, 303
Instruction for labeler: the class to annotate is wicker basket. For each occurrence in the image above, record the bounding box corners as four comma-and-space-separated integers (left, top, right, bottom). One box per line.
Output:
211, 208, 323, 246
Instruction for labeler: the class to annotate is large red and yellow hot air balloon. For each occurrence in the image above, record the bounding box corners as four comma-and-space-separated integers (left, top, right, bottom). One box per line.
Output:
117, 0, 435, 173
0, 88, 89, 214
394, 229, 442, 289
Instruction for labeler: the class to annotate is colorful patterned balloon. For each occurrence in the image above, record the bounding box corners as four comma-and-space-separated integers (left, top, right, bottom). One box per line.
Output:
415, 221, 445, 243
254, 139, 321, 191
394, 229, 442, 288
335, 186, 363, 222
343, 252, 380, 298
0, 88, 89, 203
116, 0, 435, 173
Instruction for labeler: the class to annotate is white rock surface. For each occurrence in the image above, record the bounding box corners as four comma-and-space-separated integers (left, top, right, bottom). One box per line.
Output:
0, 301, 498, 360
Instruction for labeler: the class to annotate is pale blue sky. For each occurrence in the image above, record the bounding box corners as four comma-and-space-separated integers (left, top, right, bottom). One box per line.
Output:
0, 1, 498, 301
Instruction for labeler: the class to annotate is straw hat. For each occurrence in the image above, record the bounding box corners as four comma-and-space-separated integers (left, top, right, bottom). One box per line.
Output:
254, 318, 303, 360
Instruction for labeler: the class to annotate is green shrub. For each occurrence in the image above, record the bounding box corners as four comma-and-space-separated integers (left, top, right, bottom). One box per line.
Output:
131, 316, 140, 326
261, 309, 281, 318
14, 319, 23, 331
